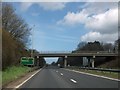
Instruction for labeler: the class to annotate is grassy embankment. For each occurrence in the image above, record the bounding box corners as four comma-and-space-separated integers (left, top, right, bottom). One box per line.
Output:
2, 66, 31, 85
97, 59, 119, 69
66, 66, 119, 79
78, 69, 119, 79
67, 59, 119, 79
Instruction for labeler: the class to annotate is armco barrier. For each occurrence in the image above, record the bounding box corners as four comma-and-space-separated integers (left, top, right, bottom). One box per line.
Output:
80, 67, 120, 73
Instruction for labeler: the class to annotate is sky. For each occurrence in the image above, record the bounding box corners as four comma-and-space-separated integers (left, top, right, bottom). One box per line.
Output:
3, 1, 119, 64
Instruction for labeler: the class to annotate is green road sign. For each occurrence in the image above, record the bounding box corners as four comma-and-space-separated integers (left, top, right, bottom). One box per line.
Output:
21, 57, 34, 65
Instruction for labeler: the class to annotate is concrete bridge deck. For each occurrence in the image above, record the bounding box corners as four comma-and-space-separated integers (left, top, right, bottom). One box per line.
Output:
34, 51, 118, 68
36, 52, 118, 57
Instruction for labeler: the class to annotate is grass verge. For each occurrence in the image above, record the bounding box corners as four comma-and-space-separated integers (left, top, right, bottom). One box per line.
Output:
67, 67, 119, 79
0, 71, 2, 88
2, 65, 31, 85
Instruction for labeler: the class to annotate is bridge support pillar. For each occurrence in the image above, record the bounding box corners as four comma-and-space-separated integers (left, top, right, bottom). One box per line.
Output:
64, 56, 67, 68
37, 56, 39, 67
92, 55, 95, 68
88, 58, 90, 68
91, 59, 95, 68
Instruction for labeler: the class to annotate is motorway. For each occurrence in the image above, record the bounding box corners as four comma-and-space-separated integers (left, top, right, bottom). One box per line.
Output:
20, 66, 119, 88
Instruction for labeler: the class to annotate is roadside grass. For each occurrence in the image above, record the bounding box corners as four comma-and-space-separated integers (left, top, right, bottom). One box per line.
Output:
2, 65, 31, 85
78, 69, 119, 79
0, 71, 2, 87
67, 67, 119, 79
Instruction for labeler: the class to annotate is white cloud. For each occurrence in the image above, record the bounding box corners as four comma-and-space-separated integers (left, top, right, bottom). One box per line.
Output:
81, 2, 117, 14
57, 2, 118, 43
81, 32, 118, 43
81, 32, 101, 42
38, 2, 66, 11
85, 8, 118, 34
20, 2, 66, 11
57, 8, 118, 34
57, 7, 118, 34
20, 2, 33, 11
57, 9, 88, 26
3, 0, 120, 2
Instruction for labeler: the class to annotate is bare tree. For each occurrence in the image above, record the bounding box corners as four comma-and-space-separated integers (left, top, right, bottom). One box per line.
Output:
103, 43, 114, 52
2, 3, 31, 46
2, 3, 31, 69
114, 39, 120, 53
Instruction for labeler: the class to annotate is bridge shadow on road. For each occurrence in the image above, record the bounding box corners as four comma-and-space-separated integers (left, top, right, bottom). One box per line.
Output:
44, 65, 61, 69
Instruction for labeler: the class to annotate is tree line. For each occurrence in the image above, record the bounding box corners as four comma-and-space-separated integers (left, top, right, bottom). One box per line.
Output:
56, 40, 119, 68
75, 41, 118, 52
2, 3, 46, 70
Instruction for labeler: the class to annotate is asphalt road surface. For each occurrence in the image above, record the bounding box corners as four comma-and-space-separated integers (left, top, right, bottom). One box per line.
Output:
20, 66, 119, 88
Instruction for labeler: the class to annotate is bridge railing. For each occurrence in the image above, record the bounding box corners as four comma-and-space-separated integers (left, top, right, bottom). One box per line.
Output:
66, 66, 120, 73
39, 51, 117, 54
39, 51, 71, 53
73, 51, 117, 53
80, 67, 120, 73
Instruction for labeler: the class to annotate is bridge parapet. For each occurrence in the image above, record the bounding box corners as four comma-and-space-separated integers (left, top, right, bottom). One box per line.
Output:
74, 51, 118, 54
39, 51, 117, 54
39, 51, 72, 54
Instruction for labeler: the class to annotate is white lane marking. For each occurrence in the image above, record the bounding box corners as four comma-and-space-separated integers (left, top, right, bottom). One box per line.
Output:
15, 69, 41, 88
60, 73, 63, 76
70, 79, 77, 83
56, 71, 58, 72
64, 69, 120, 82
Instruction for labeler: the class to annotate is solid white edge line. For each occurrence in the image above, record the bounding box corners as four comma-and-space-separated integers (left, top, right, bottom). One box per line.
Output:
60, 73, 63, 76
64, 69, 120, 82
15, 69, 41, 88
70, 79, 77, 83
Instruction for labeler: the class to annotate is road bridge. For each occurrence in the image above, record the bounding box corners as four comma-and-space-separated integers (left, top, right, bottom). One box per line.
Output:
37, 51, 117, 57
34, 51, 118, 68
